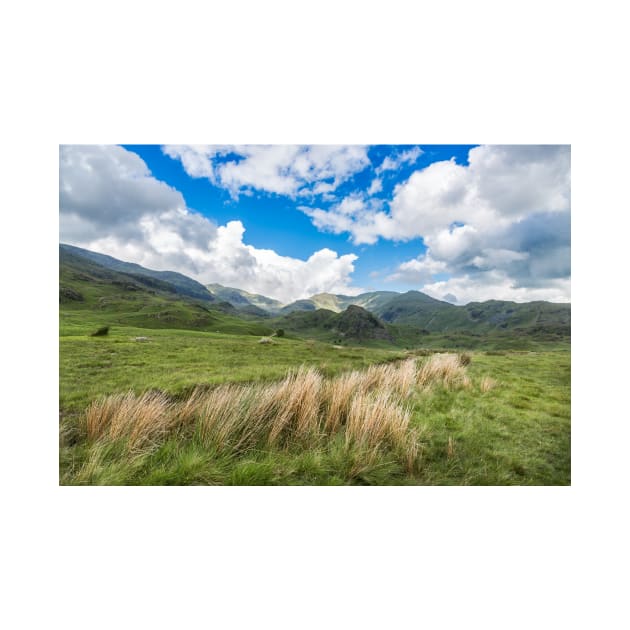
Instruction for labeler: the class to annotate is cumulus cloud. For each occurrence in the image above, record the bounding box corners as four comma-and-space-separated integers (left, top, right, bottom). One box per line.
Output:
387, 256, 448, 284
162, 144, 371, 199
386, 209, 571, 302
419, 272, 571, 305
304, 145, 571, 303
299, 191, 390, 245
59, 145, 191, 243
305, 145, 570, 245
59, 145, 363, 303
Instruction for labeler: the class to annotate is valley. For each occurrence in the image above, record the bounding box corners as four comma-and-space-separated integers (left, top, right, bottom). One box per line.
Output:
59, 244, 570, 485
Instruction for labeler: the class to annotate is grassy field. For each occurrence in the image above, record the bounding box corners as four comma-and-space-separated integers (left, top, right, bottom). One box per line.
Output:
60, 317, 570, 485
59, 321, 404, 414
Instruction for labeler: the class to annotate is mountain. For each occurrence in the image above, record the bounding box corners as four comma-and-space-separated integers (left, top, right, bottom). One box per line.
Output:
335, 305, 392, 342
60, 244, 215, 303
59, 244, 570, 346
206, 283, 284, 313
279, 299, 317, 314
372, 290, 461, 328
59, 246, 272, 336
371, 291, 571, 335
280, 291, 399, 314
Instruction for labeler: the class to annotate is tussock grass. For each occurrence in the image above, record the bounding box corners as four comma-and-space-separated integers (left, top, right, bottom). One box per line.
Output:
265, 367, 323, 447
479, 376, 498, 392
417, 353, 471, 388
345, 391, 411, 456
61, 348, 571, 486
85, 390, 174, 451
79, 354, 468, 471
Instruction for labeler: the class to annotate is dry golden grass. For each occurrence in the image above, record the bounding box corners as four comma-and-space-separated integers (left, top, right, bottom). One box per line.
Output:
198, 384, 258, 452
85, 390, 173, 451
479, 376, 498, 392
324, 370, 363, 433
345, 390, 410, 451
362, 359, 418, 397
417, 353, 471, 389
447, 436, 455, 458
81, 355, 471, 466
265, 367, 323, 447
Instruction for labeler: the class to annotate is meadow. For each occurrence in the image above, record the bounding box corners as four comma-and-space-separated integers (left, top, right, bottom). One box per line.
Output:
59, 318, 570, 485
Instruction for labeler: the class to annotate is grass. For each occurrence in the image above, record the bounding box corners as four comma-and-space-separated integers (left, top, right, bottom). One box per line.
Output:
409, 350, 571, 485
80, 359, 436, 465
60, 332, 570, 485
59, 320, 404, 415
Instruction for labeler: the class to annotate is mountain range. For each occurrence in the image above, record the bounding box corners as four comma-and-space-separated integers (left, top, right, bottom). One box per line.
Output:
59, 243, 571, 347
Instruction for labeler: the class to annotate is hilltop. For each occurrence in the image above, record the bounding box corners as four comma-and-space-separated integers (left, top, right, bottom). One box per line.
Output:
272, 304, 393, 344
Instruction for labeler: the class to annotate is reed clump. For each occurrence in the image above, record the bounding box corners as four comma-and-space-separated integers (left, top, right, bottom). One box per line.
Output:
85, 390, 173, 451
417, 353, 471, 389
82, 354, 470, 468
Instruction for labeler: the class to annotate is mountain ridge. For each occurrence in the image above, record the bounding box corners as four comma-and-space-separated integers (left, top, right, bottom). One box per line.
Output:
60, 243, 216, 303
59, 244, 570, 342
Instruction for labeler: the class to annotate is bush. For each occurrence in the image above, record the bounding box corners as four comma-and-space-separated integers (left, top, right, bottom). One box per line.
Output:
275, 329, 285, 337
457, 352, 472, 367
90, 326, 109, 337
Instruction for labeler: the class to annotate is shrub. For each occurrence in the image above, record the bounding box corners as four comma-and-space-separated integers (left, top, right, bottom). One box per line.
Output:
457, 352, 472, 367
90, 326, 109, 337
275, 328, 285, 337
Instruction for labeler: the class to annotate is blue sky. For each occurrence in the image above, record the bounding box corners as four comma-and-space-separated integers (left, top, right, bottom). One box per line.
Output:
59, 144, 570, 304
122, 144, 475, 293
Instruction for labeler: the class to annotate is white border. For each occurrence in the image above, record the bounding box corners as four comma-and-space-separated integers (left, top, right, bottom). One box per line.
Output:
4, 1, 628, 628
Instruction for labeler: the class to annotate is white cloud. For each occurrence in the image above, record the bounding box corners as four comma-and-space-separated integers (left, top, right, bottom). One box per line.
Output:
425, 224, 481, 263
299, 192, 389, 245
419, 272, 571, 305
305, 145, 570, 245
59, 144, 190, 242
387, 210, 570, 303
162, 144, 371, 198
387, 256, 448, 284
305, 145, 571, 302
60, 145, 363, 303
367, 178, 383, 195
375, 146, 422, 174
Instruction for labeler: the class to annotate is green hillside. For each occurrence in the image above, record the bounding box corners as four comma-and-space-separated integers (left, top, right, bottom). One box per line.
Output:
371, 290, 571, 336
59, 246, 570, 486
59, 247, 273, 337
60, 243, 215, 302
273, 289, 569, 341
60, 245, 570, 348
273, 305, 393, 344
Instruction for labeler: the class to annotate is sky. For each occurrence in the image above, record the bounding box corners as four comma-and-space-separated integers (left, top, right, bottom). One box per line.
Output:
59, 144, 570, 305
